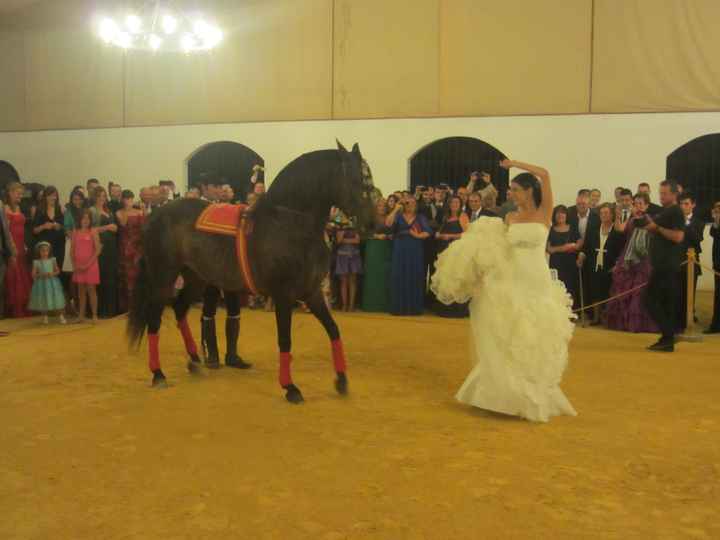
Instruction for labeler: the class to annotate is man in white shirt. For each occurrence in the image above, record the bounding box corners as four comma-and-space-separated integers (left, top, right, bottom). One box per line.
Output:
567, 189, 598, 240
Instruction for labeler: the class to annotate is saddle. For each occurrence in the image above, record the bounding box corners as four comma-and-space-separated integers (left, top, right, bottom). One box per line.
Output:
194, 203, 258, 295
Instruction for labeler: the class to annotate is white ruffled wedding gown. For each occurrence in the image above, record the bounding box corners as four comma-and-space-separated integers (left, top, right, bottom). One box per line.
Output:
431, 218, 577, 422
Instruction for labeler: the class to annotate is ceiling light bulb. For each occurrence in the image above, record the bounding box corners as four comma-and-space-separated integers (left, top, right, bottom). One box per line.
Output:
181, 33, 196, 53
125, 14, 142, 34
208, 27, 222, 48
162, 14, 178, 35
99, 18, 117, 43
148, 34, 162, 50
115, 31, 132, 49
193, 20, 210, 37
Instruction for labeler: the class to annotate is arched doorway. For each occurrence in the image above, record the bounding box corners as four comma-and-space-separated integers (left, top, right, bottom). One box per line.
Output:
0, 160, 20, 195
187, 141, 264, 201
409, 137, 508, 202
667, 133, 720, 218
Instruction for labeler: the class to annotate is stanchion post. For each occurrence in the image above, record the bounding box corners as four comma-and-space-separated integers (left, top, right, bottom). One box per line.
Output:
679, 248, 703, 343
578, 267, 587, 328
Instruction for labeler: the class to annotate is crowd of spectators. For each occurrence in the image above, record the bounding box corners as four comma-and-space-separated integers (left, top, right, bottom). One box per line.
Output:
1, 170, 718, 337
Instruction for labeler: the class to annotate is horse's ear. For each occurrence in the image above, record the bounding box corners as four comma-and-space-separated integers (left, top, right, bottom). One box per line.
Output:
336, 139, 348, 154
351, 143, 361, 156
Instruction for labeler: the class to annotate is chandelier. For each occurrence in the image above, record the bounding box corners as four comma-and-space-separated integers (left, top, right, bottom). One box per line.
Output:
95, 3, 223, 53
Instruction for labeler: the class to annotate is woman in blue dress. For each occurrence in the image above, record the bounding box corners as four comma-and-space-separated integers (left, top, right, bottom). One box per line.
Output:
385, 197, 432, 315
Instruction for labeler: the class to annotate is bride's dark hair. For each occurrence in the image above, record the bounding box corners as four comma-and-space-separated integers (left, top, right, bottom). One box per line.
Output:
511, 173, 542, 208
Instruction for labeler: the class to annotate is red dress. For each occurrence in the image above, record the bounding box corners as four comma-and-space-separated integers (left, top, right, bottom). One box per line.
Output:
118, 213, 144, 311
4, 209, 32, 317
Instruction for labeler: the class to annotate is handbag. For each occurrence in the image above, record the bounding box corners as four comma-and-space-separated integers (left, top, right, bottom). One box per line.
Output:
62, 238, 74, 272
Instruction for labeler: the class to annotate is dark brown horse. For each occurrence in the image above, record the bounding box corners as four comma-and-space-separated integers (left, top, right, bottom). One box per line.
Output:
127, 142, 374, 403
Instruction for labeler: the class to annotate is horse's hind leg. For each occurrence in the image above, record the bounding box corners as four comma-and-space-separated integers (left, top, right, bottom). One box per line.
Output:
306, 291, 348, 396
274, 297, 303, 403
147, 301, 168, 388
173, 274, 201, 373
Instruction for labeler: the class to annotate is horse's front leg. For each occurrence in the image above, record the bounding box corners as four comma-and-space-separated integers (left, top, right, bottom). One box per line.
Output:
274, 297, 303, 403
306, 291, 348, 396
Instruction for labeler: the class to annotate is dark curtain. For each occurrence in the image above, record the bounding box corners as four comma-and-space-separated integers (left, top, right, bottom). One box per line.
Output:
667, 133, 720, 221
0, 160, 20, 196
188, 141, 264, 201
410, 137, 509, 202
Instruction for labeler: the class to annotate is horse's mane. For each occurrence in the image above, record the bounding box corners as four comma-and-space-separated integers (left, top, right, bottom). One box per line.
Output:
264, 149, 341, 212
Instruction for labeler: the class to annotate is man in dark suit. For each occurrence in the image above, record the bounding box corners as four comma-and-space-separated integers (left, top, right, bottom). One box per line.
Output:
577, 203, 624, 324
567, 189, 599, 312
637, 182, 663, 217
418, 187, 438, 226
706, 200, 720, 334
589, 189, 602, 214
466, 192, 497, 222
197, 172, 251, 369
567, 189, 600, 241
676, 192, 704, 330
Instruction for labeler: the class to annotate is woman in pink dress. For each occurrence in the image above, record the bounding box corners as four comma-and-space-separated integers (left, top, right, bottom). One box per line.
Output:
3, 182, 32, 317
116, 190, 145, 313
72, 209, 101, 323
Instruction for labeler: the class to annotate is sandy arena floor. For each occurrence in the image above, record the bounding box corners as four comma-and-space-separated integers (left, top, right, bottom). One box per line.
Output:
1, 294, 718, 540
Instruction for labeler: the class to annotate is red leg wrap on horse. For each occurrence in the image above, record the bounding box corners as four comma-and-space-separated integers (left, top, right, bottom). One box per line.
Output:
331, 338, 346, 373
148, 334, 160, 372
279, 352, 293, 387
177, 318, 198, 355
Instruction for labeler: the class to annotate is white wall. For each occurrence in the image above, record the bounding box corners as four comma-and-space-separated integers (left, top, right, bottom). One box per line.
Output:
1, 112, 718, 289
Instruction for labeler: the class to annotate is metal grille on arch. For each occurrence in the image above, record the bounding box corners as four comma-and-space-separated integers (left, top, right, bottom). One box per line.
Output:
187, 141, 264, 200
0, 160, 20, 194
409, 137, 508, 202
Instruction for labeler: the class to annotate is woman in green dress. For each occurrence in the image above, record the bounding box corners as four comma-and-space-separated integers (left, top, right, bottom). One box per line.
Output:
361, 198, 393, 312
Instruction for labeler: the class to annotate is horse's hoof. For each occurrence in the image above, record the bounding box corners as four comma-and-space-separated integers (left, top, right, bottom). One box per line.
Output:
225, 355, 252, 369
284, 384, 304, 404
335, 372, 348, 396
187, 359, 202, 374
152, 370, 168, 388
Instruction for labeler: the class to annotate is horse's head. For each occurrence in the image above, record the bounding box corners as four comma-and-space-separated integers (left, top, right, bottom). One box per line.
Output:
336, 140, 375, 229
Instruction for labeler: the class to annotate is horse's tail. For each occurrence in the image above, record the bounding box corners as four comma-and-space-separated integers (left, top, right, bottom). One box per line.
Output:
127, 257, 150, 350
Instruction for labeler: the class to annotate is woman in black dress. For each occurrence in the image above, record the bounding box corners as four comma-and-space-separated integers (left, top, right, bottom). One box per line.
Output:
89, 186, 120, 318
31, 186, 66, 271
547, 205, 582, 309
433, 196, 470, 317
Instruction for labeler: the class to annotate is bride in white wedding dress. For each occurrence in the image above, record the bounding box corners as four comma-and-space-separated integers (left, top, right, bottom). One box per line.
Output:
431, 159, 577, 422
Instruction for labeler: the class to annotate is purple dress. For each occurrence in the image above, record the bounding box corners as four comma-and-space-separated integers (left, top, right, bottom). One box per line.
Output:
335, 228, 363, 275
605, 220, 659, 333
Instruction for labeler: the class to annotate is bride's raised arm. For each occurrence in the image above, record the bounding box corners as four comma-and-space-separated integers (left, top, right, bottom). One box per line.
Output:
500, 159, 553, 224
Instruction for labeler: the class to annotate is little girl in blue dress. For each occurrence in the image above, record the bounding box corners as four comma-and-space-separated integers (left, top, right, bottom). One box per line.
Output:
28, 241, 67, 324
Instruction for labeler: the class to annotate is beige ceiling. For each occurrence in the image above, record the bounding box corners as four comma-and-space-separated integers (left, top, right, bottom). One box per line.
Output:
0, 0, 44, 14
